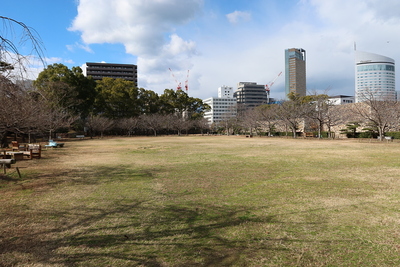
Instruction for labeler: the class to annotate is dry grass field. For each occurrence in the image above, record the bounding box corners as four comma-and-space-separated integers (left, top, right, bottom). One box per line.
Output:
0, 136, 399, 266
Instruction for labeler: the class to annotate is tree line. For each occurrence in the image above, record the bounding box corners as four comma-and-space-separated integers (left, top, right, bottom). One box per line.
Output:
0, 63, 210, 146
2, 16, 399, 146
213, 91, 400, 140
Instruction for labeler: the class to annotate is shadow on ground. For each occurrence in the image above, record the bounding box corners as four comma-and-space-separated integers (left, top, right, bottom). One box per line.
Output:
0, 164, 391, 266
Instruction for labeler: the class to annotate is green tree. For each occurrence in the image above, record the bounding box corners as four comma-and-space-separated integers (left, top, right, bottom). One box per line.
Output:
34, 63, 96, 117
159, 89, 210, 119
138, 88, 160, 114
340, 121, 360, 138
94, 78, 140, 119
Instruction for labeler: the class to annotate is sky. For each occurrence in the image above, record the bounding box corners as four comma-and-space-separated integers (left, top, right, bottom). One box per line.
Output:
2, 0, 400, 100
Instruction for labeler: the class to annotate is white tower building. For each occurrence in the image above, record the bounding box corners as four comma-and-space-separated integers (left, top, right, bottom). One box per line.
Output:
355, 51, 395, 102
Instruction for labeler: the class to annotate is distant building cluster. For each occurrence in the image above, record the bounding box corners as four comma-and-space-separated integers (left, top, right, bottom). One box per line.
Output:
201, 48, 396, 125
81, 48, 396, 126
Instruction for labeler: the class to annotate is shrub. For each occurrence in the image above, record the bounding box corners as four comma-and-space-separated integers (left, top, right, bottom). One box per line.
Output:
359, 131, 378, 138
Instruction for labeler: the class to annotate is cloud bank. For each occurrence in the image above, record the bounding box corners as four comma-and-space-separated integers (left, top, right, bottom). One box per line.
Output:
70, 0, 400, 100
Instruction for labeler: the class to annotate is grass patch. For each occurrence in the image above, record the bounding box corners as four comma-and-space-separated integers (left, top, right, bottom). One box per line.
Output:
0, 136, 399, 266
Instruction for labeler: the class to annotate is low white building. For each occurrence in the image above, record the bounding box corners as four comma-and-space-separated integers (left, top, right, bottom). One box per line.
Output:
203, 86, 237, 125
328, 95, 354, 105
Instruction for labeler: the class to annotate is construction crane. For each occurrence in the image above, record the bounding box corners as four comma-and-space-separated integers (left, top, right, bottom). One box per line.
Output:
169, 68, 190, 92
184, 70, 190, 92
265, 71, 282, 92
169, 68, 182, 91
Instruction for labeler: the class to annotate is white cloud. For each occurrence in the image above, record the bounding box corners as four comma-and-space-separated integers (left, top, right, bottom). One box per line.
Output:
70, 0, 202, 56
70, 0, 203, 93
226, 11, 251, 24
68, 0, 400, 100
66, 42, 93, 53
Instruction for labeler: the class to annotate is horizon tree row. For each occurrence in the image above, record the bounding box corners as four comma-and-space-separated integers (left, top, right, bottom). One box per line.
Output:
0, 62, 210, 146
214, 90, 400, 140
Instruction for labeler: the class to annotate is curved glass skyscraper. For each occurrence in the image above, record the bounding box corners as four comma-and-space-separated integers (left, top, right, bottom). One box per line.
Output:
355, 51, 395, 102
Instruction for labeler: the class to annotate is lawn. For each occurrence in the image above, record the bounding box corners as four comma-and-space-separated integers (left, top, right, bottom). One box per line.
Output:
0, 136, 399, 266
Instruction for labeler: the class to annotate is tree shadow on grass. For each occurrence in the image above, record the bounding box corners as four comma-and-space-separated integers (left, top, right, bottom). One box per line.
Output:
0, 165, 383, 266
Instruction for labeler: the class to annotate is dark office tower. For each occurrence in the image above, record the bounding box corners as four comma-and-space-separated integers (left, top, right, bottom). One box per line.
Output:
83, 62, 137, 85
234, 82, 269, 109
285, 48, 306, 97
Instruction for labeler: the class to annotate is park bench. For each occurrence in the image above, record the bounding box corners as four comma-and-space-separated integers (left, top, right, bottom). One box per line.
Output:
11, 141, 19, 151
304, 132, 314, 138
22, 144, 41, 159
76, 135, 85, 139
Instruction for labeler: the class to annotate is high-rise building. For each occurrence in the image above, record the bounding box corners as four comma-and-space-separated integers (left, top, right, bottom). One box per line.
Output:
234, 82, 268, 108
83, 62, 137, 85
285, 48, 306, 97
355, 51, 395, 102
203, 86, 237, 125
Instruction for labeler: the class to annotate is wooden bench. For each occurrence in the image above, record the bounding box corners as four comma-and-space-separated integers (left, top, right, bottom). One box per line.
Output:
304, 132, 314, 138
22, 144, 41, 159
11, 141, 19, 151
76, 135, 85, 139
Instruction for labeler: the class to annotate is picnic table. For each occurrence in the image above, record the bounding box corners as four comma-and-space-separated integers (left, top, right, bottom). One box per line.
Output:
6, 151, 24, 161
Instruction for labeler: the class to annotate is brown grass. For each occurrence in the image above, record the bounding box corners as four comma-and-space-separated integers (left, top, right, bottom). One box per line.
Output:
0, 136, 400, 266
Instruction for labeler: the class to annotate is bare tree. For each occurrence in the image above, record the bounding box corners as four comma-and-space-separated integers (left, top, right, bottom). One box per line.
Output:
41, 106, 77, 141
86, 115, 114, 138
239, 108, 262, 136
352, 88, 399, 141
0, 16, 46, 146
168, 114, 192, 136
118, 117, 140, 136
192, 118, 210, 135
1, 16, 45, 79
256, 104, 278, 136
276, 100, 306, 138
325, 105, 347, 138
305, 94, 332, 138
139, 114, 166, 136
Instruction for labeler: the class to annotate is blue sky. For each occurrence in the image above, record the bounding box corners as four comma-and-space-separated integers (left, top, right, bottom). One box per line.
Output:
2, 0, 400, 100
